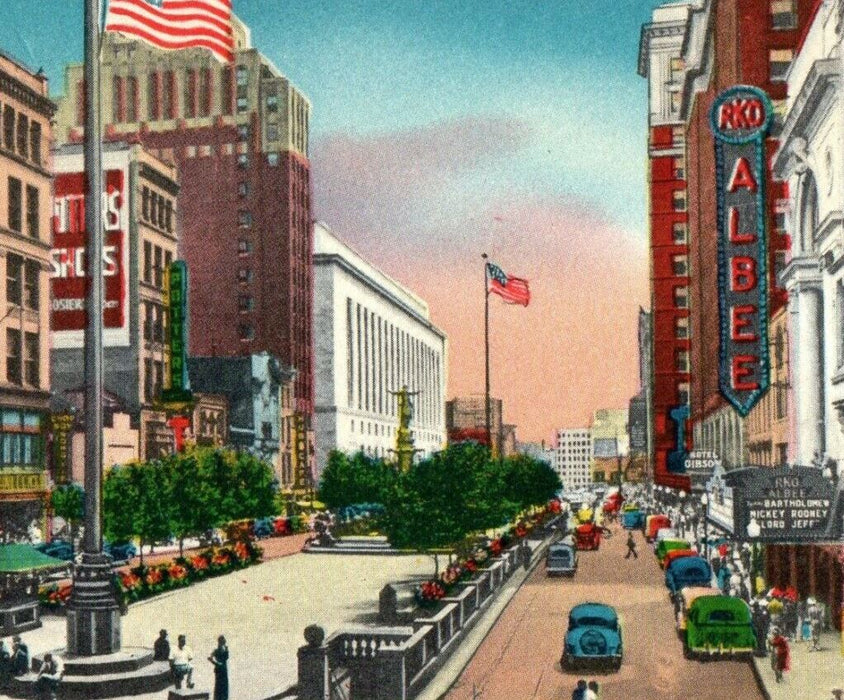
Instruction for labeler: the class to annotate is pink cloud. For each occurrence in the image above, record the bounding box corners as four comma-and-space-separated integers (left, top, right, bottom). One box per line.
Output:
312, 122, 648, 443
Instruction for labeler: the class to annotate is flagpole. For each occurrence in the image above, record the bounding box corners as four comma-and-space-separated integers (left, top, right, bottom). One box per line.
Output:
482, 253, 491, 451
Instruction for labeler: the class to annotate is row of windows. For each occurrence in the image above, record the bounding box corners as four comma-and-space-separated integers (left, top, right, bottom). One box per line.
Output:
6, 253, 40, 310
1, 104, 42, 166
141, 186, 175, 234
143, 357, 164, 403
0, 431, 41, 468
6, 328, 39, 387
6, 176, 40, 238
142, 301, 166, 344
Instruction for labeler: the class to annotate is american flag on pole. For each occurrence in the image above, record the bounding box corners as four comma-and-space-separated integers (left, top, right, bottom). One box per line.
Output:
486, 262, 531, 306
105, 0, 235, 63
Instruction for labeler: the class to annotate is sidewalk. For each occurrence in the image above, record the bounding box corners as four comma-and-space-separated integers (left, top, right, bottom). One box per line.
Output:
753, 631, 844, 700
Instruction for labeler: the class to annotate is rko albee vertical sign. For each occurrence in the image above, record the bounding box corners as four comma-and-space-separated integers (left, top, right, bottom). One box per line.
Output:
709, 86, 773, 416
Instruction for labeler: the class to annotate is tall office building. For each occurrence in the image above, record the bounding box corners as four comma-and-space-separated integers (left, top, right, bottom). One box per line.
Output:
53, 15, 315, 418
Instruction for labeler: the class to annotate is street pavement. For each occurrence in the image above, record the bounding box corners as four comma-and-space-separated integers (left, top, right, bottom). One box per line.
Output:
442, 521, 764, 700
753, 629, 844, 699
16, 547, 436, 700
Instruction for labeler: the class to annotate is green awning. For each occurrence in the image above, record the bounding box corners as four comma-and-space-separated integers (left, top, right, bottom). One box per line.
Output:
0, 544, 69, 573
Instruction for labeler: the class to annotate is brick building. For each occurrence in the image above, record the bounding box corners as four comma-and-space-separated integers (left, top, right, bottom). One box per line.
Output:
52, 15, 315, 420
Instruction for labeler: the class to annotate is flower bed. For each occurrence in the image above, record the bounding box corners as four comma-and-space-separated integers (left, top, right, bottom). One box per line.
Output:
39, 541, 263, 611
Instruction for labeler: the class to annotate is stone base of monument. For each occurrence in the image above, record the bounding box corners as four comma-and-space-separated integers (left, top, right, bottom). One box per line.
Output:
168, 688, 210, 699
6, 647, 173, 699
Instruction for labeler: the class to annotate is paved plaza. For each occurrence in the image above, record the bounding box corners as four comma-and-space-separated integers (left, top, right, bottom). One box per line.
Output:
17, 550, 438, 699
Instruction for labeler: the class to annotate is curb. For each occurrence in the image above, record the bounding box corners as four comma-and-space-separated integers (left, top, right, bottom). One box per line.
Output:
750, 656, 773, 700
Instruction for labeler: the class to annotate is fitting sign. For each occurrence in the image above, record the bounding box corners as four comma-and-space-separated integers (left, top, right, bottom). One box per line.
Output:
710, 86, 773, 416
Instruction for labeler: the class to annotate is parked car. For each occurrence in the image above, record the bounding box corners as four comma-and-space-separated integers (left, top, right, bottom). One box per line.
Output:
575, 507, 594, 525
104, 541, 137, 562
665, 556, 713, 601
683, 595, 755, 659
654, 528, 679, 544
560, 603, 623, 671
674, 586, 723, 636
253, 518, 274, 539
662, 548, 698, 571
546, 543, 578, 576
34, 541, 74, 561
575, 523, 601, 551
656, 538, 691, 565
645, 514, 672, 541
622, 508, 645, 530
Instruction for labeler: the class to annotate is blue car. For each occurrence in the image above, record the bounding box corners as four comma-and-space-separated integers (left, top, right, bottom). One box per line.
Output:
622, 509, 645, 530
34, 541, 74, 561
561, 603, 623, 671
665, 556, 712, 600
104, 541, 137, 562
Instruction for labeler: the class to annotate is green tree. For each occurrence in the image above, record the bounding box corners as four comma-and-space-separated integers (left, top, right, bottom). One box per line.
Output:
166, 448, 221, 556
103, 466, 137, 546
502, 454, 562, 512
229, 450, 278, 520
50, 483, 85, 554
126, 461, 173, 564
318, 450, 395, 508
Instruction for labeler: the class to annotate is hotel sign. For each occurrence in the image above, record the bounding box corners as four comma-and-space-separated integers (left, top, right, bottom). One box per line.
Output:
0, 471, 47, 493
710, 86, 773, 416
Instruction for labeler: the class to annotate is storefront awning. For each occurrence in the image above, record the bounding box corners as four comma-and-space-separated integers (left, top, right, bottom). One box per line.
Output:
0, 544, 69, 573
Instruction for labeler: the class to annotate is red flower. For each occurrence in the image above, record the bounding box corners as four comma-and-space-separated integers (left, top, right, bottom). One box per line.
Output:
145, 568, 163, 586
190, 555, 209, 571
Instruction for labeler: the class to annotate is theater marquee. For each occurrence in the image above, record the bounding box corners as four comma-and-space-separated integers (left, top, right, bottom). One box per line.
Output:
709, 86, 773, 416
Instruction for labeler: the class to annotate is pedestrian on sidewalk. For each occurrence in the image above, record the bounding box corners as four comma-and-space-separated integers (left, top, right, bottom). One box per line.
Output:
586, 680, 600, 699
170, 634, 195, 689
808, 598, 823, 651
153, 629, 170, 661
572, 678, 588, 700
208, 635, 229, 700
624, 532, 637, 559
768, 627, 790, 684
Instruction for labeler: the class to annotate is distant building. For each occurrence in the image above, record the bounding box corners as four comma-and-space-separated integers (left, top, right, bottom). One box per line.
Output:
188, 353, 301, 486
553, 429, 593, 491
312, 222, 447, 478
590, 409, 629, 484
517, 441, 554, 465
445, 395, 519, 457
0, 50, 55, 537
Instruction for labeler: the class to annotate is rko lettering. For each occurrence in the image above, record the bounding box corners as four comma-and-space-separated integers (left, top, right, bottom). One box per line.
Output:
709, 86, 773, 416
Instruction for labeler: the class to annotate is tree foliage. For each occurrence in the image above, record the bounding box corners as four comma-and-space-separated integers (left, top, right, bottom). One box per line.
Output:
318, 450, 396, 509
50, 482, 85, 554
501, 454, 562, 512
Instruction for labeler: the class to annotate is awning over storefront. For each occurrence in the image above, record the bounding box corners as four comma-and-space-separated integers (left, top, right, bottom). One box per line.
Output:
0, 544, 69, 573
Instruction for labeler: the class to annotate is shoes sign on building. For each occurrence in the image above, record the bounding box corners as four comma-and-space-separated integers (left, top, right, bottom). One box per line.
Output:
709, 86, 773, 416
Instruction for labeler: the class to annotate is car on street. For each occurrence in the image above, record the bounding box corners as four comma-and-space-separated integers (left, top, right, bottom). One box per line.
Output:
665, 556, 713, 600
575, 523, 601, 551
622, 508, 645, 530
661, 548, 698, 570
655, 537, 691, 565
654, 527, 679, 544
645, 514, 672, 541
34, 540, 74, 561
104, 541, 137, 562
682, 595, 755, 660
546, 542, 578, 576
560, 603, 623, 671
674, 586, 723, 636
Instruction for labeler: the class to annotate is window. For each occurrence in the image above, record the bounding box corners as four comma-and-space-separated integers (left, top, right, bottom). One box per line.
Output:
6, 329, 21, 384
148, 72, 161, 120
144, 358, 153, 401
25, 185, 39, 238
238, 210, 252, 228
672, 190, 687, 212
157, 196, 166, 230
143, 241, 152, 283
266, 94, 278, 113
184, 69, 197, 118
8, 177, 22, 232
16, 113, 28, 158
774, 211, 787, 233
672, 222, 688, 245
165, 200, 173, 233
672, 254, 688, 276
153, 303, 164, 342
153, 245, 163, 288
238, 239, 252, 255
143, 302, 152, 341
838, 282, 844, 369
24, 332, 38, 386
29, 122, 41, 165
200, 68, 212, 117
675, 316, 689, 339
127, 76, 138, 122
674, 286, 688, 309
237, 124, 249, 142
163, 71, 175, 119
671, 126, 684, 146
221, 66, 233, 116
3, 105, 14, 150
237, 153, 249, 168
6, 254, 22, 306
770, 49, 793, 81
239, 324, 254, 340
237, 97, 248, 113
142, 187, 150, 221
267, 123, 278, 142
238, 268, 252, 283
771, 0, 796, 29
676, 350, 689, 372
164, 250, 172, 270
24, 260, 38, 310
262, 422, 272, 439
239, 295, 254, 311
674, 157, 685, 180
774, 251, 787, 287
238, 182, 249, 197
670, 57, 684, 80
153, 360, 163, 398
112, 76, 124, 123
267, 152, 279, 167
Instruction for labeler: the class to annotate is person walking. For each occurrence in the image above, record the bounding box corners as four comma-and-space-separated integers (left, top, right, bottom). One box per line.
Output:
586, 680, 600, 699
769, 627, 790, 683
209, 635, 229, 700
625, 532, 638, 559
808, 599, 823, 651
572, 679, 588, 700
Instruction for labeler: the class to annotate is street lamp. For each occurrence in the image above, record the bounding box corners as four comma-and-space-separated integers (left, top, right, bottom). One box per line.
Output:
700, 493, 709, 558
747, 518, 762, 597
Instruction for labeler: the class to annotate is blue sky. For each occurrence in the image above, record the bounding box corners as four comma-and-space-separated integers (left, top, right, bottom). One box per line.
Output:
0, 1, 668, 439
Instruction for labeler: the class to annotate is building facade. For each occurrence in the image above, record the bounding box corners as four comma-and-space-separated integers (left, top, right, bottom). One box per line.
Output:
445, 396, 511, 455
50, 142, 179, 426
0, 50, 54, 537
553, 429, 593, 492
313, 222, 447, 478
53, 15, 315, 418
638, 3, 693, 490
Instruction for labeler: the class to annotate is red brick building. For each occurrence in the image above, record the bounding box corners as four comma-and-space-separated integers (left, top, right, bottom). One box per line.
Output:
53, 17, 314, 416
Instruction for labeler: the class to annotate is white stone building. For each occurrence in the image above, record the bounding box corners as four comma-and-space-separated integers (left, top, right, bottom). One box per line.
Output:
554, 428, 593, 492
312, 222, 448, 478
775, 1, 844, 467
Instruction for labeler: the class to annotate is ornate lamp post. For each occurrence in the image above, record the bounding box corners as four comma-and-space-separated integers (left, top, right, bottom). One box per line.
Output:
747, 518, 762, 598
700, 493, 709, 559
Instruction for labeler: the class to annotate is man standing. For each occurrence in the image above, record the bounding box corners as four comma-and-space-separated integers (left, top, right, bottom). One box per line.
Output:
154, 630, 170, 662
625, 532, 638, 559
170, 634, 195, 689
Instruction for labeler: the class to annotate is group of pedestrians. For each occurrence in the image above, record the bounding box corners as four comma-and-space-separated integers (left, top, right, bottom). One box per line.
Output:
153, 629, 229, 699
571, 678, 601, 699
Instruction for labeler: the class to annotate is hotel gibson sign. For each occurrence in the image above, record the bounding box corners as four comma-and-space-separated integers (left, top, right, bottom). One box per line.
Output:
709, 86, 773, 416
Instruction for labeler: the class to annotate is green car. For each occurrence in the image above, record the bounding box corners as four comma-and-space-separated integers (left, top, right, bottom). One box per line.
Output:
683, 595, 755, 660
655, 538, 691, 565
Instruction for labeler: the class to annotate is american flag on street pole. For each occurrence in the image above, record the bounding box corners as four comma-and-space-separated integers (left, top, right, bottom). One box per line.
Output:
105, 0, 235, 63
486, 261, 531, 306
